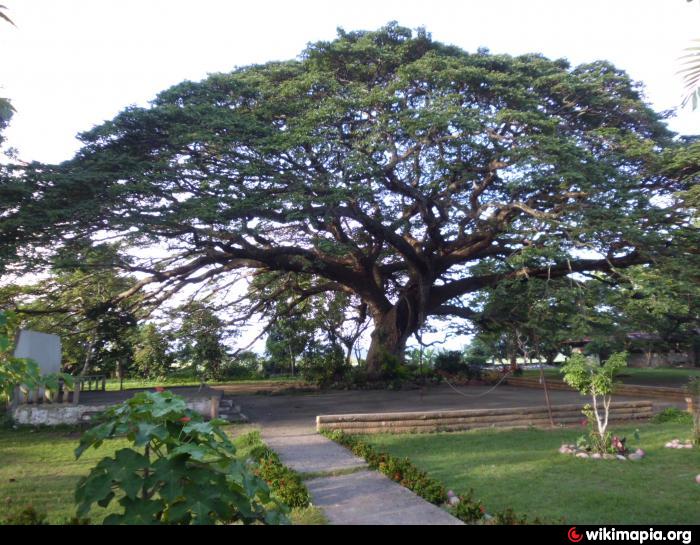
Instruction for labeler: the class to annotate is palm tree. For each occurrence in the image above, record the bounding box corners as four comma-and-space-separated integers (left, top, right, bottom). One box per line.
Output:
680, 40, 700, 110
680, 0, 700, 109
0, 5, 14, 131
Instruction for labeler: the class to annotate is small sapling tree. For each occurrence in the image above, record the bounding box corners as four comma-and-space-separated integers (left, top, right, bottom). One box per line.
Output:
561, 352, 628, 453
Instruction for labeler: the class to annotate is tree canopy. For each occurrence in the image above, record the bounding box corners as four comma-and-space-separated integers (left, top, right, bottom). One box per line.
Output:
1, 23, 698, 375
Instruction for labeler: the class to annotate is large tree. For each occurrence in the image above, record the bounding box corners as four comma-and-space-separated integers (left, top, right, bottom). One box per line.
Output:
2, 24, 698, 377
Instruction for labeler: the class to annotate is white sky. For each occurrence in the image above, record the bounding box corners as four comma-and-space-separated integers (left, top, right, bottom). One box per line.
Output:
1, 0, 698, 164
1, 0, 698, 353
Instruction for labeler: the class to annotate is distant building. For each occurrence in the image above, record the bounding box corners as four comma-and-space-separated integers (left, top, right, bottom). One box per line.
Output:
563, 333, 699, 368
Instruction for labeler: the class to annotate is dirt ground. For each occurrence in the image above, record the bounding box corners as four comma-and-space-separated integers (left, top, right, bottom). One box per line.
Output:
231, 383, 684, 433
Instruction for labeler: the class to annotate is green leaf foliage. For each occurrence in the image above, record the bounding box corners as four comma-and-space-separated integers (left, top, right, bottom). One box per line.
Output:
74, 390, 288, 525
1, 23, 697, 374
561, 352, 627, 397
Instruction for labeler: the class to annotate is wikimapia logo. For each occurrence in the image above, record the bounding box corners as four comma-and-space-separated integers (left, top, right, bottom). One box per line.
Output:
567, 527, 693, 544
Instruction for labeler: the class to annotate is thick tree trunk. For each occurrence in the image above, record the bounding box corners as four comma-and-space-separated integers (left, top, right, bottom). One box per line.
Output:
365, 300, 414, 378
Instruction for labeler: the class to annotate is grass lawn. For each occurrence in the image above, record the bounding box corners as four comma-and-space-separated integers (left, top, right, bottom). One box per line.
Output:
0, 424, 320, 524
522, 367, 700, 388
0, 426, 129, 523
104, 375, 302, 392
363, 422, 700, 525
614, 367, 700, 387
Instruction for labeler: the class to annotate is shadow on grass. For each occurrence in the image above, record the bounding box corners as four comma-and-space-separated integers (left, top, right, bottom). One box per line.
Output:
364, 423, 699, 524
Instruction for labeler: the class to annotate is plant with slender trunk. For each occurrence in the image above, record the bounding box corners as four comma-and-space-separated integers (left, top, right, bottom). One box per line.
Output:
561, 352, 628, 453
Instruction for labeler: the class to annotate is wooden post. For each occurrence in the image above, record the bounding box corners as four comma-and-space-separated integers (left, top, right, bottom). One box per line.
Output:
539, 365, 555, 427
73, 383, 80, 405
101, 376, 106, 391
210, 396, 219, 420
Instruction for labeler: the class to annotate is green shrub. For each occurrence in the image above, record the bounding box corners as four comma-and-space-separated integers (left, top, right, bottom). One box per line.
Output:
322, 429, 534, 524
219, 363, 255, 380
255, 455, 310, 509
493, 507, 538, 525
298, 345, 348, 387
652, 408, 693, 424
434, 351, 466, 374
75, 391, 287, 525
448, 490, 485, 523
377, 456, 447, 504
236, 431, 311, 509
1, 504, 48, 525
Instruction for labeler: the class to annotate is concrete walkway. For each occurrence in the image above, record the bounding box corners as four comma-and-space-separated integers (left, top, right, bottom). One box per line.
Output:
246, 384, 682, 525
262, 426, 463, 525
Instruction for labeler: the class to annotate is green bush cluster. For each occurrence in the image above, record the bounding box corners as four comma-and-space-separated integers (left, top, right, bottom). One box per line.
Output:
652, 408, 693, 424
492, 507, 538, 525
377, 455, 448, 505
449, 490, 486, 523
296, 345, 348, 387
433, 350, 483, 381
75, 391, 287, 525
238, 431, 311, 509
1, 505, 48, 525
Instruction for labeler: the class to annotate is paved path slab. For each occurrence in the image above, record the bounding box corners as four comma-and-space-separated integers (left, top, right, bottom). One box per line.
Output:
263, 431, 367, 474
305, 470, 463, 525
261, 426, 462, 525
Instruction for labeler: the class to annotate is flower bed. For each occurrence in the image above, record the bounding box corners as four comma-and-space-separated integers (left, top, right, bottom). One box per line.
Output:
558, 443, 646, 461
236, 431, 311, 509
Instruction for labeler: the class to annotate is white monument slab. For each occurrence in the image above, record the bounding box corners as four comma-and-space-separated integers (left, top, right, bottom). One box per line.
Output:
13, 329, 62, 374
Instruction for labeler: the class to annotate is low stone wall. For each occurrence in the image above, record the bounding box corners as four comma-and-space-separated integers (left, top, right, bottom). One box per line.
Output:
506, 376, 688, 401
316, 401, 654, 434
12, 394, 220, 426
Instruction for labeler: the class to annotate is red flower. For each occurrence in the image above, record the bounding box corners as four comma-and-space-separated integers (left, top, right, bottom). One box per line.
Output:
178, 417, 191, 423
154, 386, 165, 392
580, 419, 587, 427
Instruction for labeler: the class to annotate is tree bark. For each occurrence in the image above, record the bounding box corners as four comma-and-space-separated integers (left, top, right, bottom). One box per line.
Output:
80, 338, 96, 376
365, 300, 414, 378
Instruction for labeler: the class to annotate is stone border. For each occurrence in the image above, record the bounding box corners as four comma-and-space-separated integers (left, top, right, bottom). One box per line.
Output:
506, 377, 688, 401
664, 439, 695, 450
558, 443, 646, 461
316, 401, 653, 434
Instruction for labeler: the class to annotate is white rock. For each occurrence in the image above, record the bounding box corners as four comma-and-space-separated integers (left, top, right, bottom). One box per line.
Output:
616, 455, 627, 461
603, 454, 615, 460
628, 453, 642, 461
449, 496, 460, 506
635, 448, 645, 458
576, 452, 589, 459
695, 474, 700, 485
591, 453, 602, 459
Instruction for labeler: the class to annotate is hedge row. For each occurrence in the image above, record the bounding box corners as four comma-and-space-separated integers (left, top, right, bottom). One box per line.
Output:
237, 431, 311, 509
321, 429, 537, 525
